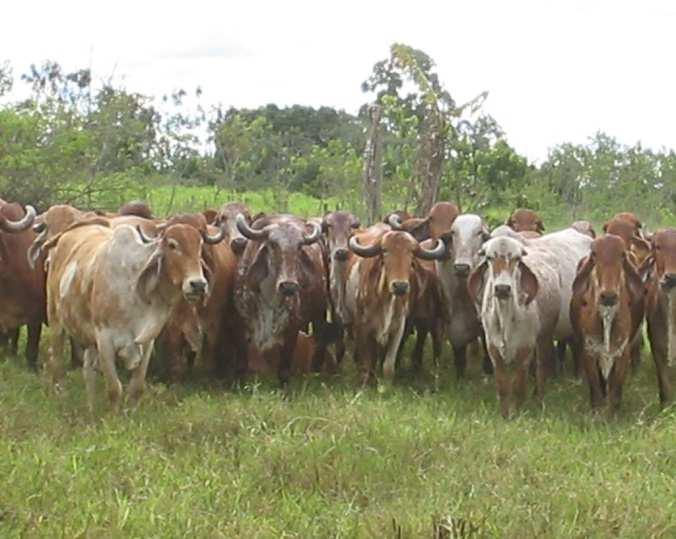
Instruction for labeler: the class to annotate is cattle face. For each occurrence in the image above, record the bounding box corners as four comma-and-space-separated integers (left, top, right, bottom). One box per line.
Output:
322, 211, 360, 263
506, 209, 544, 234
442, 214, 490, 277
217, 203, 253, 255
603, 218, 651, 265
388, 202, 460, 242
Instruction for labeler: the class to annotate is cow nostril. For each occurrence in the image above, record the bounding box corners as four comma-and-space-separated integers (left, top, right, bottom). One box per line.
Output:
189, 280, 207, 292
333, 248, 349, 262
391, 281, 409, 296
278, 281, 300, 297
599, 291, 618, 306
230, 237, 247, 254
494, 284, 511, 298
454, 263, 470, 275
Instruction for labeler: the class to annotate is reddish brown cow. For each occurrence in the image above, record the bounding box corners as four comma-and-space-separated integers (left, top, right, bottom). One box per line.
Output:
119, 200, 154, 220
603, 216, 651, 266
233, 214, 329, 386
0, 200, 43, 368
346, 229, 446, 384
390, 202, 460, 242
606, 212, 644, 236
571, 235, 645, 412
506, 208, 545, 235
641, 228, 676, 407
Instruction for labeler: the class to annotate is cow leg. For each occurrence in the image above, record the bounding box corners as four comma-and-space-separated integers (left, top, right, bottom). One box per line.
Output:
356, 331, 377, 387
47, 328, 67, 390
480, 334, 494, 375
652, 345, 673, 408
0, 328, 20, 357
26, 320, 42, 371
431, 321, 443, 389
452, 344, 467, 380
630, 333, 643, 373
582, 350, 604, 410
82, 347, 99, 414
383, 319, 407, 382
96, 336, 122, 413
70, 338, 84, 369
494, 363, 510, 419
310, 319, 328, 372
570, 338, 584, 379
128, 343, 154, 407
535, 339, 550, 403
278, 333, 297, 389
556, 340, 567, 376
608, 352, 630, 414
411, 323, 428, 373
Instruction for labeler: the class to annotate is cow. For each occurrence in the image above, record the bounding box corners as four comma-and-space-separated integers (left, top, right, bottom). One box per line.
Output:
233, 214, 329, 386
320, 211, 360, 364
44, 219, 212, 412
603, 216, 651, 267
345, 228, 446, 385
605, 212, 644, 237
118, 200, 154, 220
641, 228, 676, 407
570, 234, 645, 413
216, 202, 254, 256
390, 202, 460, 243
0, 200, 43, 369
571, 221, 596, 239
506, 208, 545, 235
468, 236, 561, 418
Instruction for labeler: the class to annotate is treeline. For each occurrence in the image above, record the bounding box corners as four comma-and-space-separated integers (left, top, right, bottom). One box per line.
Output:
0, 45, 674, 228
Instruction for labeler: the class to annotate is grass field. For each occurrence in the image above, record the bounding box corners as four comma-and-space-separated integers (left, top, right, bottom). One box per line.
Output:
1, 344, 674, 538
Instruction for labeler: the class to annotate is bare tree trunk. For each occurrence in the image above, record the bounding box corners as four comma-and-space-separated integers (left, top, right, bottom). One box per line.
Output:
416, 110, 445, 216
362, 104, 383, 223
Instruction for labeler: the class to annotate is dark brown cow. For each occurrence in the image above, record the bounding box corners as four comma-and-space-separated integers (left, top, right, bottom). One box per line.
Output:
233, 213, 329, 386
346, 228, 446, 384
216, 202, 254, 256
506, 208, 544, 235
0, 200, 43, 368
570, 235, 645, 413
321, 211, 360, 364
641, 228, 676, 407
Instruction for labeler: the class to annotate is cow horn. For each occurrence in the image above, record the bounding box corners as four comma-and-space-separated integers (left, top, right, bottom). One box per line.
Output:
388, 213, 403, 230
33, 221, 46, 233
303, 221, 321, 244
351, 217, 361, 229
136, 225, 157, 244
202, 225, 225, 245
348, 235, 382, 258
0, 205, 36, 233
415, 239, 447, 260
236, 213, 270, 241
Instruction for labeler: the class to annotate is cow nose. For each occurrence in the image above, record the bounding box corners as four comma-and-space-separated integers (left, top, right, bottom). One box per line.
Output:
599, 291, 618, 306
454, 263, 470, 276
278, 281, 300, 297
494, 284, 511, 299
189, 279, 207, 294
662, 272, 676, 290
333, 248, 349, 262
230, 237, 247, 254
391, 280, 409, 296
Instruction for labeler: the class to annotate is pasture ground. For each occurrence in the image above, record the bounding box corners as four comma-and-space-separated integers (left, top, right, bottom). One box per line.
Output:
1, 344, 675, 538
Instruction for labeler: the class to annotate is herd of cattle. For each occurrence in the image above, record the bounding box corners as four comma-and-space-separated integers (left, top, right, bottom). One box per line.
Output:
0, 197, 674, 418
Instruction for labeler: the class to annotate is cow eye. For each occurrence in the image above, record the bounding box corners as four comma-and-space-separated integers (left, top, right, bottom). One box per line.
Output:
168, 239, 179, 251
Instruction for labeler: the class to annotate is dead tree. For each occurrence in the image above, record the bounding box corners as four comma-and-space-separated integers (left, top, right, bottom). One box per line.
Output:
415, 108, 446, 216
362, 103, 383, 223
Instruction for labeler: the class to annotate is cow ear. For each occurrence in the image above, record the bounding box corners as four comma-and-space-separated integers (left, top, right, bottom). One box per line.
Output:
136, 248, 163, 303
518, 261, 539, 305
624, 253, 646, 303
572, 254, 595, 298
602, 221, 609, 233
537, 219, 545, 233
629, 235, 651, 261
467, 260, 488, 305
201, 258, 213, 286
405, 218, 430, 242
505, 215, 514, 228
637, 254, 655, 282
247, 244, 268, 286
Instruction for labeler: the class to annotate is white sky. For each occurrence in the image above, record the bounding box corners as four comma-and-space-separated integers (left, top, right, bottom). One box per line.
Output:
3, 0, 676, 162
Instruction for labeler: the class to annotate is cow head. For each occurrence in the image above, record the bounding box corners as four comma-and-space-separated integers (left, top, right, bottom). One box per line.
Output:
217, 202, 253, 255
119, 200, 154, 220
468, 236, 538, 307
388, 202, 460, 242
602, 218, 651, 265
570, 220, 597, 239
0, 202, 36, 234
640, 229, 676, 292
136, 223, 219, 304
349, 230, 445, 297
506, 208, 544, 234
606, 212, 643, 235
321, 211, 360, 263
237, 214, 322, 299
439, 214, 490, 277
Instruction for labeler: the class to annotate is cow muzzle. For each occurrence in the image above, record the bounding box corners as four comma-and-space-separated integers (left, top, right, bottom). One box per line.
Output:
599, 290, 618, 307
333, 248, 349, 262
661, 272, 676, 291
494, 283, 511, 300
230, 237, 247, 255
391, 280, 410, 296
183, 278, 208, 303
278, 280, 300, 297
454, 263, 470, 276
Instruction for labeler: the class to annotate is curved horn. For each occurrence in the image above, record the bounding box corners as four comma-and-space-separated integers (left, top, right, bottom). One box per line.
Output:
202, 224, 225, 245
33, 221, 46, 233
415, 239, 447, 261
303, 221, 322, 245
236, 213, 270, 241
27, 229, 48, 270
387, 213, 403, 230
136, 225, 158, 244
0, 205, 36, 233
348, 235, 382, 258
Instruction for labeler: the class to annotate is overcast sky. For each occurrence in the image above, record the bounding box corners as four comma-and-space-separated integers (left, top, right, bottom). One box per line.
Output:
3, 0, 676, 162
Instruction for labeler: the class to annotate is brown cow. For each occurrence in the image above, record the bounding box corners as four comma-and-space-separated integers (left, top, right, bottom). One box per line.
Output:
389, 202, 460, 242
321, 211, 361, 364
45, 220, 213, 412
0, 200, 43, 368
346, 228, 446, 384
506, 208, 545, 235
216, 202, 254, 256
233, 214, 329, 386
603, 216, 651, 266
606, 212, 643, 236
641, 228, 676, 407
570, 235, 645, 413
118, 200, 154, 220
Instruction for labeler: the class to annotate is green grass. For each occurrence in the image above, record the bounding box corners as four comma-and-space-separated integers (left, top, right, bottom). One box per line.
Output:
1, 344, 674, 538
